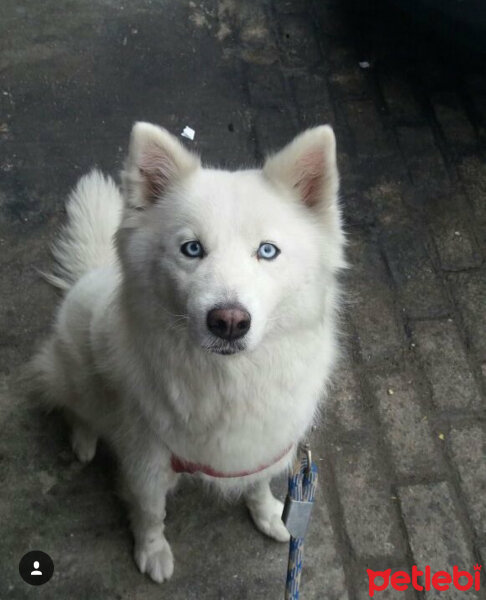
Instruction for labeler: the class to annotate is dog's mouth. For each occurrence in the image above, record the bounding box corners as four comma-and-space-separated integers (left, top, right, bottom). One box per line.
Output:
202, 339, 246, 356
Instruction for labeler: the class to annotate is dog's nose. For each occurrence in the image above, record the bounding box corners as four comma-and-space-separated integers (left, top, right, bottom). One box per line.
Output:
206, 305, 251, 340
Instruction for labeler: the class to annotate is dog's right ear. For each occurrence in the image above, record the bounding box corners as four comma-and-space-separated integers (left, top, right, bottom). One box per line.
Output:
122, 122, 200, 208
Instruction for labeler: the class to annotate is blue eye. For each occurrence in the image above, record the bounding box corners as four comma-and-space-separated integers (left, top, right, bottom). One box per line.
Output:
181, 240, 204, 258
257, 242, 280, 260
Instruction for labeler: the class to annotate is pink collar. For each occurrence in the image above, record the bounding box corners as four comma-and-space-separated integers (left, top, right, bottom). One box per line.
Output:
170, 445, 293, 478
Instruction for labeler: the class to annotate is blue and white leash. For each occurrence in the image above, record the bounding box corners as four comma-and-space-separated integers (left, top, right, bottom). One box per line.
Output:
283, 443, 318, 599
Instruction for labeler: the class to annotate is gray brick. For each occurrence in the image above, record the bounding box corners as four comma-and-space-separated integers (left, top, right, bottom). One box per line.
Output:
327, 366, 369, 433
363, 156, 410, 193
425, 192, 482, 272
305, 489, 349, 600
397, 126, 450, 192
194, 107, 256, 169
368, 179, 450, 318
338, 152, 362, 193
246, 64, 287, 108
370, 370, 445, 478
467, 92, 486, 145
383, 230, 450, 319
313, 4, 351, 39
449, 425, 486, 538
327, 44, 372, 99
464, 72, 486, 96
217, 1, 278, 67
448, 271, 486, 361
458, 156, 486, 255
334, 440, 406, 560
399, 482, 479, 599
366, 180, 409, 226
344, 100, 394, 159
0, 374, 12, 425
279, 15, 322, 68
253, 106, 299, 156
0, 244, 57, 370
331, 104, 355, 157
347, 234, 403, 363
291, 72, 334, 128
380, 73, 423, 124
432, 92, 478, 156
341, 190, 376, 228
306, 420, 357, 600
412, 320, 482, 412
273, 0, 310, 14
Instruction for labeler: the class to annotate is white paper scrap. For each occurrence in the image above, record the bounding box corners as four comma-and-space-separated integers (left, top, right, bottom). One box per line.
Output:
181, 126, 195, 140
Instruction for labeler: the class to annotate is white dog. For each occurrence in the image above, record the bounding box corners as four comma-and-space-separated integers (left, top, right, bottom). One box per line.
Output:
32, 122, 345, 583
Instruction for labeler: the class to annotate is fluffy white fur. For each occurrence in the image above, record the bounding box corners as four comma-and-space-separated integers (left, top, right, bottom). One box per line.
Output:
32, 122, 345, 583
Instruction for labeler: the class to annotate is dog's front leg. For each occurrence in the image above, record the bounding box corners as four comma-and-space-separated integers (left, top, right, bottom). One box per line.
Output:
120, 444, 179, 583
245, 479, 290, 542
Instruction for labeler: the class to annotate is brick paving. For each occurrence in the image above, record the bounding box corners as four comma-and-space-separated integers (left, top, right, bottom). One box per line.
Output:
1, 0, 485, 598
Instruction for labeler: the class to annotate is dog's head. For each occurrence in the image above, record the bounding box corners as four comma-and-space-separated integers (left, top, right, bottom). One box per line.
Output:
118, 122, 345, 355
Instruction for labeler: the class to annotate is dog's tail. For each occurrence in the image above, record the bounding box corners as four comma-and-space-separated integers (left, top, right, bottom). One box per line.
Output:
44, 169, 124, 291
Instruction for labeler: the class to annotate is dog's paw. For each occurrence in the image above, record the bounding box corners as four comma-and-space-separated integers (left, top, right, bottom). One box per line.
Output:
134, 538, 174, 583
249, 497, 290, 543
71, 426, 97, 463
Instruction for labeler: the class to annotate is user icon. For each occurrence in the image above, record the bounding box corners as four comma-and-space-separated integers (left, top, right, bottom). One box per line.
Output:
19, 550, 54, 585
31, 561, 42, 576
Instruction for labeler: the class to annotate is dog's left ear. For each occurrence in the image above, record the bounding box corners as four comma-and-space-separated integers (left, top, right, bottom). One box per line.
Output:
263, 125, 339, 212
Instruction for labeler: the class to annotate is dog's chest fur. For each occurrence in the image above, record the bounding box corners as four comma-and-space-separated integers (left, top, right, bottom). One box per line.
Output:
96, 285, 336, 477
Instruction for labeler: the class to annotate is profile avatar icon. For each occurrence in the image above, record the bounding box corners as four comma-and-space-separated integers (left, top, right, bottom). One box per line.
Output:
19, 550, 54, 585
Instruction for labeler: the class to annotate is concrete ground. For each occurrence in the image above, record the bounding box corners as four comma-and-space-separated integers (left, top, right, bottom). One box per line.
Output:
1, 0, 486, 598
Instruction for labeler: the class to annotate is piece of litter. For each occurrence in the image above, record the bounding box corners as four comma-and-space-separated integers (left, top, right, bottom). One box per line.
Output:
387, 388, 394, 396
359, 61, 370, 69
438, 433, 445, 440
181, 126, 195, 141
454, 231, 461, 236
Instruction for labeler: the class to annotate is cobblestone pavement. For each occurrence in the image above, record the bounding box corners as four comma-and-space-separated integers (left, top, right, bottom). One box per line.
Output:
1, 1, 485, 598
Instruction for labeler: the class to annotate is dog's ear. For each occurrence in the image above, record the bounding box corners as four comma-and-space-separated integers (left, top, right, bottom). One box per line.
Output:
122, 122, 200, 208
263, 125, 338, 212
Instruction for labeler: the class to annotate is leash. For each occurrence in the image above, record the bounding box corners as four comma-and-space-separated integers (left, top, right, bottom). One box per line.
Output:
282, 443, 318, 600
